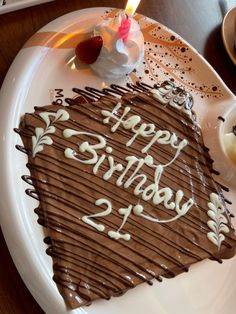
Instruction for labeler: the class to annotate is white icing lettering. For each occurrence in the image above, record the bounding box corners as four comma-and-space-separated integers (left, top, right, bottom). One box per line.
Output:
163, 139, 188, 167
81, 198, 112, 232
63, 131, 193, 219
123, 156, 150, 195
103, 156, 124, 180
82, 198, 132, 241
101, 103, 188, 163
108, 205, 132, 241
106, 146, 113, 154
116, 156, 138, 187
127, 123, 156, 147
123, 115, 141, 129
32, 103, 197, 242
82, 196, 193, 238
133, 194, 193, 223
63, 103, 195, 240
63, 130, 106, 164
102, 103, 130, 132
93, 154, 106, 174
93, 147, 113, 175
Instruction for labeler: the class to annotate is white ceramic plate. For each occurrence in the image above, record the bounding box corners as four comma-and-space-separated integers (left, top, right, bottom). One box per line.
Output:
0, 7, 236, 314
0, 0, 54, 15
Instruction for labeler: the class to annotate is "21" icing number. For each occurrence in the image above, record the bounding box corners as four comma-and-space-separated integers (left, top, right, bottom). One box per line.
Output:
82, 198, 135, 241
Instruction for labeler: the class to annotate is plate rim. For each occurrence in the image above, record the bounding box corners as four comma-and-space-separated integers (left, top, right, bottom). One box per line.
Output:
0, 6, 236, 314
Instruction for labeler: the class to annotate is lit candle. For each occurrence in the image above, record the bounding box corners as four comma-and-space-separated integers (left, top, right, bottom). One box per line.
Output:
125, 0, 141, 17
118, 0, 141, 41
118, 16, 131, 42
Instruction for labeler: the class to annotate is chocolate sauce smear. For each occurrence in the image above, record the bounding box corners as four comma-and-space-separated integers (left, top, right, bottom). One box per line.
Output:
16, 81, 236, 309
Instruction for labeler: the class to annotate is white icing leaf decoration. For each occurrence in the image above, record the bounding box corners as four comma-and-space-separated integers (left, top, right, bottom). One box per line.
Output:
39, 112, 51, 128
38, 136, 53, 145
220, 224, 230, 233
32, 109, 69, 157
207, 232, 218, 246
207, 193, 230, 250
32, 144, 44, 156
55, 109, 70, 122
207, 220, 217, 233
219, 233, 226, 243
151, 82, 193, 116
207, 210, 216, 221
45, 125, 56, 134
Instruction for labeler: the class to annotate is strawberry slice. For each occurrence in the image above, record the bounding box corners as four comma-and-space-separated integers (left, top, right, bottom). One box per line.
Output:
75, 36, 103, 64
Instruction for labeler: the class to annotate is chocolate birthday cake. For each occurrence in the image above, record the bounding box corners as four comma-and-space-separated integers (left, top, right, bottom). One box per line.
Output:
16, 81, 236, 309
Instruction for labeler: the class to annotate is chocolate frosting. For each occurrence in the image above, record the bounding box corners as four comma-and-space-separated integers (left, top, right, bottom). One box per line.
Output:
16, 82, 236, 309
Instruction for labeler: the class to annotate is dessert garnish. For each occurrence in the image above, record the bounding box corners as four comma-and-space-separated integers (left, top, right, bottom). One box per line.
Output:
75, 36, 103, 64
75, 0, 144, 78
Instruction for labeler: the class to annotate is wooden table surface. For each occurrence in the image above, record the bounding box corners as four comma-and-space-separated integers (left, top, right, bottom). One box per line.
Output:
0, 0, 235, 313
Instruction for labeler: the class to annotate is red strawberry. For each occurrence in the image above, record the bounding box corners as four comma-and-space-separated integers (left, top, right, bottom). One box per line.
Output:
75, 36, 103, 64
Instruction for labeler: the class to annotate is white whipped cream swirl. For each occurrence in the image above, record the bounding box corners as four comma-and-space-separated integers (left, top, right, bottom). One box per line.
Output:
90, 15, 144, 79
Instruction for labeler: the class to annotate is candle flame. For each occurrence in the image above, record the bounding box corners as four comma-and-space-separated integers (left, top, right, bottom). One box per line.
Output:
125, 0, 141, 16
